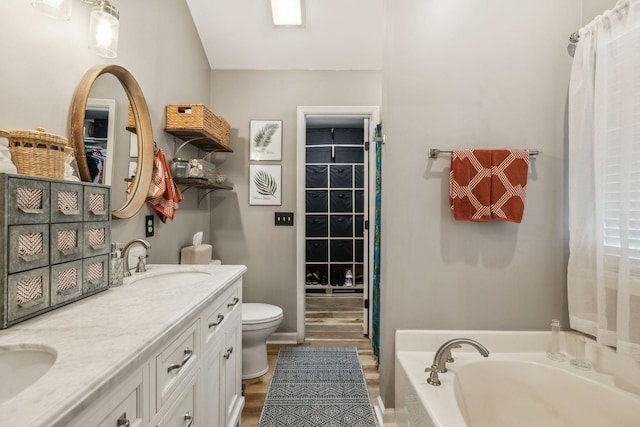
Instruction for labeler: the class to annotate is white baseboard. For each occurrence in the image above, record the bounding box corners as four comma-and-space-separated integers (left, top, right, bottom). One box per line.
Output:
267, 332, 298, 344
375, 395, 396, 426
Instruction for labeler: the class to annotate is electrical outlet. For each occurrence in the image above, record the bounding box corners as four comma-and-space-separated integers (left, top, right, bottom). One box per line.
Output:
275, 212, 294, 226
145, 215, 154, 237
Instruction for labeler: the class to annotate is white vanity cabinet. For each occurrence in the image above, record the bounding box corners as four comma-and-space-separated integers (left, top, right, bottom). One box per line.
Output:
202, 284, 243, 427
67, 276, 243, 427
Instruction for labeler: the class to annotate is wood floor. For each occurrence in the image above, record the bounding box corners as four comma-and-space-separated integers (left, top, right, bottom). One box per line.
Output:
241, 292, 379, 427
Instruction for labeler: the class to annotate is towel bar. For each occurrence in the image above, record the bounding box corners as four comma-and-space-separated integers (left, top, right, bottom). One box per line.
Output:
429, 148, 541, 159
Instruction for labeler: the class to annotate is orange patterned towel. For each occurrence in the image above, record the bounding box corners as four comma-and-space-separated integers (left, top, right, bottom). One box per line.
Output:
146, 148, 184, 223
450, 149, 492, 222
490, 149, 528, 223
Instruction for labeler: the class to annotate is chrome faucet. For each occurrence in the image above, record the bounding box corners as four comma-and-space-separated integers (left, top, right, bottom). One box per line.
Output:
122, 239, 151, 277
425, 338, 489, 386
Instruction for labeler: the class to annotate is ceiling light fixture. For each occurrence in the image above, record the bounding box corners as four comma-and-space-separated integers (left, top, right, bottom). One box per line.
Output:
31, 0, 72, 20
86, 0, 120, 58
270, 0, 303, 26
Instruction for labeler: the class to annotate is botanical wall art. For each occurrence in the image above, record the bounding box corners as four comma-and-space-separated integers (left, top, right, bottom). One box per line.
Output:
250, 120, 282, 161
249, 164, 282, 205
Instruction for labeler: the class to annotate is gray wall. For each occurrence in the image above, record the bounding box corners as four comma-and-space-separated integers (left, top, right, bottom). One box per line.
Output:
0, 0, 212, 262
0, 0, 619, 409
583, 0, 618, 22
208, 70, 382, 332
378, 0, 583, 404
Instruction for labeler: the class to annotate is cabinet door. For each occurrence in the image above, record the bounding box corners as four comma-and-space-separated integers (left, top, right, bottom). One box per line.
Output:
223, 318, 243, 427
203, 334, 224, 427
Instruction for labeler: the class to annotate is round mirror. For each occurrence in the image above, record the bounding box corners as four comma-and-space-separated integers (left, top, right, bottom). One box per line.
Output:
69, 64, 154, 219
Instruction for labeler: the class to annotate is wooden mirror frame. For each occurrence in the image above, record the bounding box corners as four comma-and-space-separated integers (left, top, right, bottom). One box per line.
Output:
69, 64, 154, 219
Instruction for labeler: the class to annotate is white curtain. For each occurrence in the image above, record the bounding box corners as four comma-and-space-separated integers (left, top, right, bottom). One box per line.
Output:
568, 0, 640, 361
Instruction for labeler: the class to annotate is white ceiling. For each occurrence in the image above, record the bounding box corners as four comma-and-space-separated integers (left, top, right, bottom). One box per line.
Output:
185, 0, 385, 71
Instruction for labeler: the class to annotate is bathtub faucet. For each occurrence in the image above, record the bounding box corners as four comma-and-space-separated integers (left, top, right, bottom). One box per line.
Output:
425, 338, 489, 386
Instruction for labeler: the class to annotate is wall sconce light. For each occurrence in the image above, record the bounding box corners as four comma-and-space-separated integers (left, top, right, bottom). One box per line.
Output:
85, 0, 120, 58
33, 0, 120, 58
31, 0, 72, 20
270, 0, 304, 26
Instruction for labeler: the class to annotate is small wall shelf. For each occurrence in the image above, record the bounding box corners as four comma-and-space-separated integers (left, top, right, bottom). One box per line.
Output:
173, 177, 233, 191
164, 124, 234, 206
165, 128, 233, 153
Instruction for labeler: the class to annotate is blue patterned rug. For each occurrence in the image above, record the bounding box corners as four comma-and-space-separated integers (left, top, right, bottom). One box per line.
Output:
258, 347, 377, 427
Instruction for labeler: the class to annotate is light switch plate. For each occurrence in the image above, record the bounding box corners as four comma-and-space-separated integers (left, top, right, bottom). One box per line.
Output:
275, 212, 294, 226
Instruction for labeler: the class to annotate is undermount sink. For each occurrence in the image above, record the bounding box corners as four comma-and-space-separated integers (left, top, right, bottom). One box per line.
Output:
126, 266, 213, 287
0, 345, 57, 405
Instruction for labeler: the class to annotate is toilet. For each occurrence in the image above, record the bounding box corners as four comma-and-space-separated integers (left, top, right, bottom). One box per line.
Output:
241, 303, 283, 379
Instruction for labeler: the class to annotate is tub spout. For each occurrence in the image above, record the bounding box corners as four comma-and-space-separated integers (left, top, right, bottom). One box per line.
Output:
425, 338, 489, 386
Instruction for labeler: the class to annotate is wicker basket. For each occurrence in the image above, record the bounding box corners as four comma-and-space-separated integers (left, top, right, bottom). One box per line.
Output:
166, 104, 230, 146
0, 127, 72, 179
126, 104, 136, 133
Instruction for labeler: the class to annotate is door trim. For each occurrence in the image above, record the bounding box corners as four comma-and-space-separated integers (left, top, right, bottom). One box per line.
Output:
296, 105, 380, 343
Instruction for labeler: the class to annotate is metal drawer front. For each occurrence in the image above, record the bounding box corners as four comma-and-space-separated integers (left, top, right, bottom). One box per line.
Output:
50, 260, 83, 306
8, 224, 50, 274
7, 177, 50, 225
7, 266, 50, 323
51, 182, 83, 223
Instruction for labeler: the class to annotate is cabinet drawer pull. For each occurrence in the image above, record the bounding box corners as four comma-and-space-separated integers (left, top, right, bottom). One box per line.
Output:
90, 208, 107, 216
59, 208, 80, 216
224, 346, 234, 360
167, 348, 193, 373
90, 243, 107, 250
59, 247, 78, 256
227, 297, 239, 309
116, 412, 130, 427
184, 411, 193, 427
208, 314, 224, 328
19, 254, 42, 262
19, 207, 44, 215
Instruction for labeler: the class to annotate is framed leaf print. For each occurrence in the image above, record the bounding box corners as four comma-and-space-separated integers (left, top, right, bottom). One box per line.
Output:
249, 164, 282, 205
250, 120, 282, 161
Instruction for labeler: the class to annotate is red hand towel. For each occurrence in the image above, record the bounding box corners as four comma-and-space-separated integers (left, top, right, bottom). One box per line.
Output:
450, 149, 492, 222
146, 148, 184, 223
490, 149, 528, 223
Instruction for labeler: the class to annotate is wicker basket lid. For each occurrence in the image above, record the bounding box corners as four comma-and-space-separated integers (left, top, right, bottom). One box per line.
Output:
0, 127, 68, 147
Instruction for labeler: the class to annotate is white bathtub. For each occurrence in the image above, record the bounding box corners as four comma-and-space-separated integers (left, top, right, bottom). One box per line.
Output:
394, 330, 640, 427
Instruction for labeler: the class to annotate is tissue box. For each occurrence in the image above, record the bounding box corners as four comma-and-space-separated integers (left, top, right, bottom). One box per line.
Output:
180, 244, 212, 265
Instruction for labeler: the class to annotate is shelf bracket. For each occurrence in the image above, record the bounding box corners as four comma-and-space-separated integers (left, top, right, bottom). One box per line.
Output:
198, 189, 216, 205
173, 136, 209, 158
177, 184, 196, 194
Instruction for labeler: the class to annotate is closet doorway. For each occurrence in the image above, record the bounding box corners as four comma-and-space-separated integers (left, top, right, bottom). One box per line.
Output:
296, 106, 380, 343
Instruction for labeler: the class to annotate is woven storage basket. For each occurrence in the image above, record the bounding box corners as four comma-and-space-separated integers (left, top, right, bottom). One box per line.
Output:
166, 104, 230, 146
126, 104, 138, 134
0, 127, 72, 179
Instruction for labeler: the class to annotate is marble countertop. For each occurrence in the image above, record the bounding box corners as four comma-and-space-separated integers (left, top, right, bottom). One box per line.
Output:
0, 263, 247, 427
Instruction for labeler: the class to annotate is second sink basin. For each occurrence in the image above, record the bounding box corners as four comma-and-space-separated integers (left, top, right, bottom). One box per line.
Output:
0, 345, 57, 405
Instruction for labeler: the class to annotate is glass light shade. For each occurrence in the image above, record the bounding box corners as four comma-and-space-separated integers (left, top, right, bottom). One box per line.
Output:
89, 1, 119, 58
270, 0, 303, 26
31, 0, 72, 20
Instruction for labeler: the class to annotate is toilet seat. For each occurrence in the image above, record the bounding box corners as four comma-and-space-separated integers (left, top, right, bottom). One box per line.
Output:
242, 303, 283, 325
